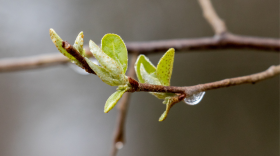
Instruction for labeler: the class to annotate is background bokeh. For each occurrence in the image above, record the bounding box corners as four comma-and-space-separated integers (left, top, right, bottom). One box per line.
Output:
0, 0, 279, 156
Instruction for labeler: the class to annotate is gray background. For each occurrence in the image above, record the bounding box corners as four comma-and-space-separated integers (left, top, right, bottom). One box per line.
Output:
0, 0, 279, 156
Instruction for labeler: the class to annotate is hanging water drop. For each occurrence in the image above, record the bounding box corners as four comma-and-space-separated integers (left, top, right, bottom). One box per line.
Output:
68, 58, 99, 75
184, 92, 205, 105
115, 142, 124, 149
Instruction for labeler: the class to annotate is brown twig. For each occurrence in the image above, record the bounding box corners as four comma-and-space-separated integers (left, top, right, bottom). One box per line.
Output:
62, 41, 96, 74
129, 33, 280, 53
127, 65, 280, 96
0, 53, 68, 72
198, 0, 227, 34
185, 64, 280, 94
111, 53, 138, 156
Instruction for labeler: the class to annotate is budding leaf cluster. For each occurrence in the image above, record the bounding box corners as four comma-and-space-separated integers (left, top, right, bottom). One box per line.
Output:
50, 28, 179, 121
135, 49, 178, 121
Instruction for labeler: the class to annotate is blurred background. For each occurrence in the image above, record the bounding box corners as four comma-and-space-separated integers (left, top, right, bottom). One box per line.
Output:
0, 0, 279, 156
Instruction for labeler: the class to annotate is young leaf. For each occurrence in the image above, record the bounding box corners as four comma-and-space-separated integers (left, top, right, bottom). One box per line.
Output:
158, 102, 172, 121
85, 58, 124, 86
140, 64, 175, 99
101, 34, 128, 74
135, 55, 157, 83
140, 64, 161, 85
159, 96, 177, 121
73, 31, 84, 56
104, 89, 127, 113
89, 40, 125, 79
156, 48, 175, 86
49, 29, 78, 63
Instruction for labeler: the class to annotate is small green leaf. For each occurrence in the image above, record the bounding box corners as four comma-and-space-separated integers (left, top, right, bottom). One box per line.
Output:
156, 48, 175, 86
104, 89, 127, 113
135, 55, 157, 83
140, 64, 175, 99
89, 40, 127, 84
73, 31, 84, 56
140, 64, 161, 85
159, 97, 174, 121
85, 58, 124, 86
101, 34, 128, 74
49, 28, 78, 64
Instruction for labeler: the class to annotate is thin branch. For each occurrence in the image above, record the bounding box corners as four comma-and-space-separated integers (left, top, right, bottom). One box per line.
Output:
186, 64, 280, 94
0, 34, 279, 72
0, 45, 91, 72
0, 53, 68, 72
111, 53, 138, 156
126, 34, 280, 53
127, 65, 280, 96
198, 0, 227, 34
62, 41, 96, 74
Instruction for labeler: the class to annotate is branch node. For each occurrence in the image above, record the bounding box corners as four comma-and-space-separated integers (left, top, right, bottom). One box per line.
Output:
128, 77, 139, 91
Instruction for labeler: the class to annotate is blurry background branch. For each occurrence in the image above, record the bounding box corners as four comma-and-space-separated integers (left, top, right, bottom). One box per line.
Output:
198, 0, 227, 34
0, 0, 279, 73
0, 35, 279, 72
111, 53, 138, 156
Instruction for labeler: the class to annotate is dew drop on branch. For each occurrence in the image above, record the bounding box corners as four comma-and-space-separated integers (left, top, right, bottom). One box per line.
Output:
184, 92, 205, 105
68, 58, 99, 75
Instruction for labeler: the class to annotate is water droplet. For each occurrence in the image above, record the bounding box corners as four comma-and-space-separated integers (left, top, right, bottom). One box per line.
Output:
68, 58, 99, 75
184, 92, 205, 105
115, 142, 123, 149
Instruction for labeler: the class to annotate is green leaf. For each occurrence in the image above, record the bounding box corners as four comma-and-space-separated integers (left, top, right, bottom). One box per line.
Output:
49, 28, 78, 64
104, 89, 127, 113
140, 64, 175, 99
156, 48, 175, 86
158, 102, 172, 121
101, 34, 128, 74
89, 40, 127, 84
73, 31, 84, 56
140, 64, 161, 85
135, 55, 157, 83
159, 97, 175, 121
85, 58, 124, 86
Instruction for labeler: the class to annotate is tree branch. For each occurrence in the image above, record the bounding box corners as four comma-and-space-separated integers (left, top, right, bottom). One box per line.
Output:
124, 34, 280, 53
110, 53, 138, 156
198, 0, 227, 34
0, 34, 279, 72
127, 64, 280, 96
62, 41, 96, 74
0, 53, 68, 72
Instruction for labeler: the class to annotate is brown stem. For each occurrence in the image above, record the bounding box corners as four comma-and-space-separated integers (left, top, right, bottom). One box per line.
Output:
198, 0, 227, 34
0, 53, 68, 72
126, 81, 185, 94
62, 41, 96, 75
127, 33, 280, 54
186, 65, 280, 94
127, 65, 280, 96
